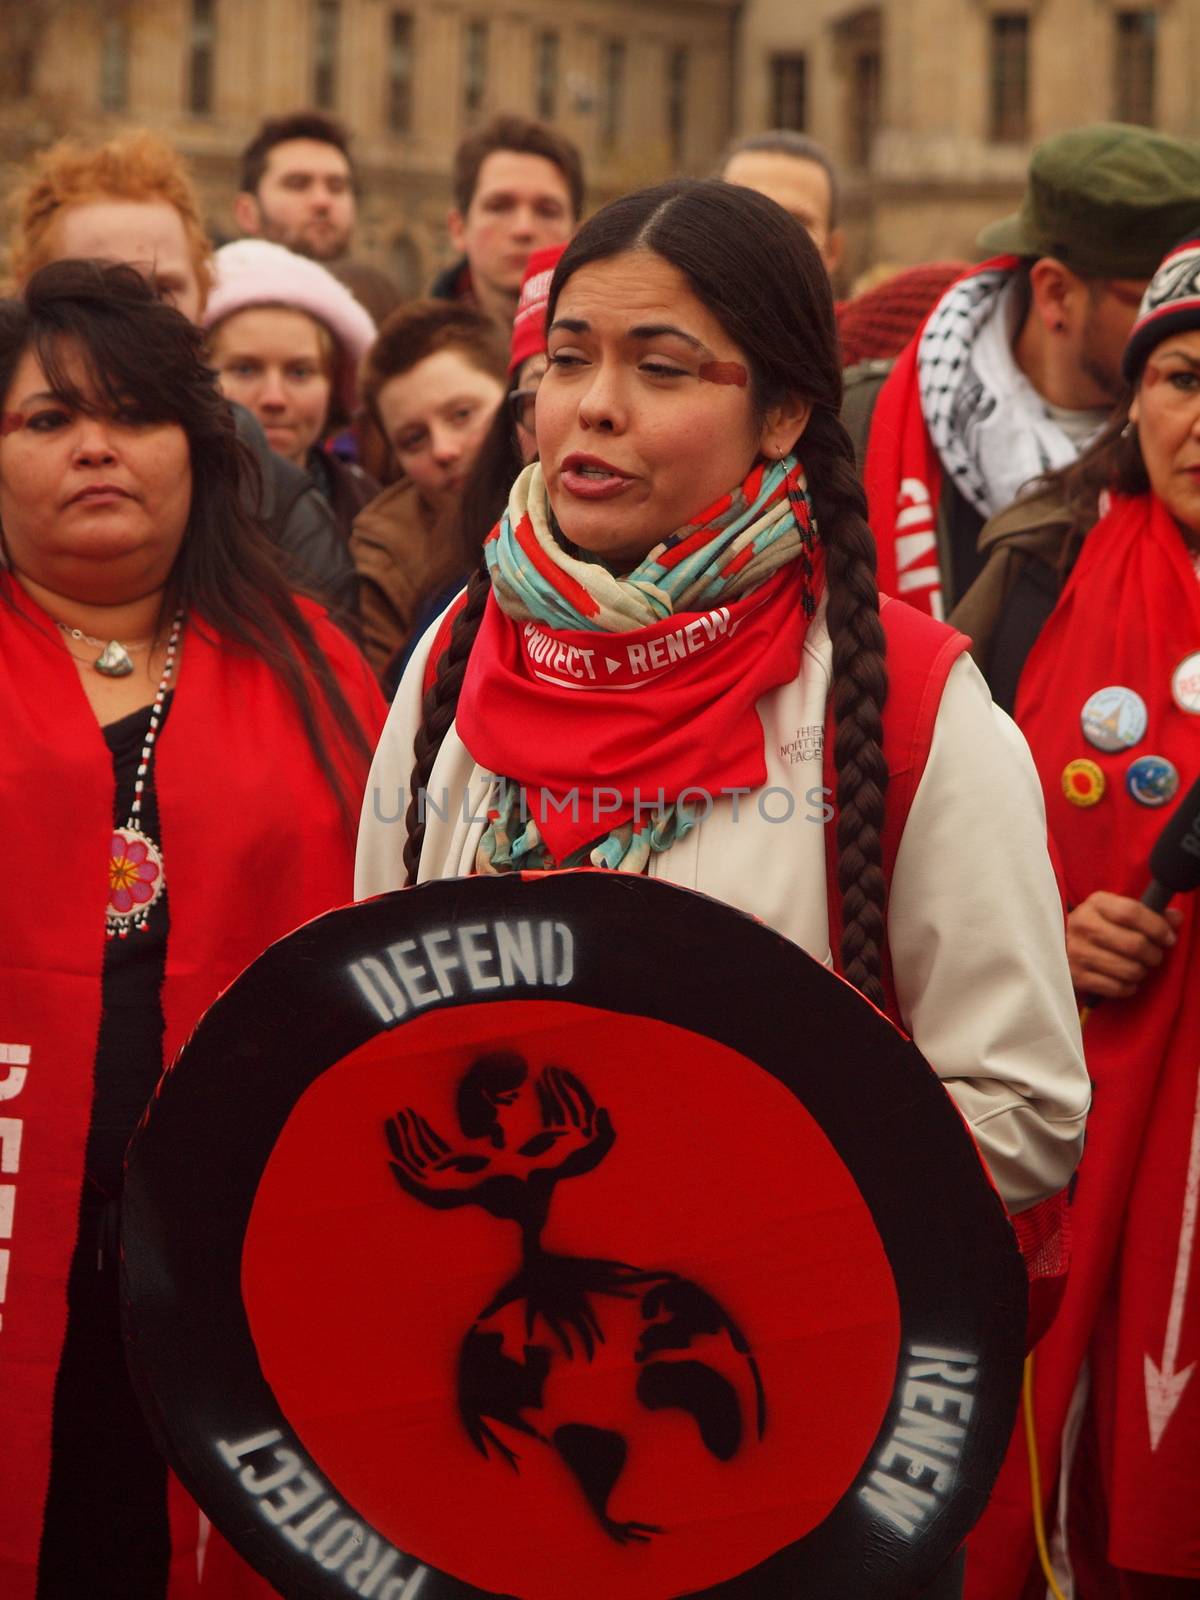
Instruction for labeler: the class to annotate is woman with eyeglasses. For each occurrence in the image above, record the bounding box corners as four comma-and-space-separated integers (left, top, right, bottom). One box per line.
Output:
954, 235, 1200, 1600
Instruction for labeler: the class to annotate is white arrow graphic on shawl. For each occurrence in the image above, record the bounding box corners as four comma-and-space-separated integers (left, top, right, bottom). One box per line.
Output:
1144, 1063, 1200, 1450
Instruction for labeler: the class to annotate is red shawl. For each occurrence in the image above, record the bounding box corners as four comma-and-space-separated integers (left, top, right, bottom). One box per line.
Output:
0, 576, 385, 1599
864, 257, 1019, 621
967, 493, 1200, 1593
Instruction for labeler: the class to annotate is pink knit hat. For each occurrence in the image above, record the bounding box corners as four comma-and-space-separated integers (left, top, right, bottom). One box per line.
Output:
203, 239, 377, 410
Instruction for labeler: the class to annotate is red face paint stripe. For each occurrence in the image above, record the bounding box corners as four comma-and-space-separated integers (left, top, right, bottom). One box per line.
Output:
1, 413, 25, 435
514, 513, 602, 618
698, 360, 748, 388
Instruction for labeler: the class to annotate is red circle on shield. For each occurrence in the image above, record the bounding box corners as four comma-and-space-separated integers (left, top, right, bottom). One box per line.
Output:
243, 999, 899, 1599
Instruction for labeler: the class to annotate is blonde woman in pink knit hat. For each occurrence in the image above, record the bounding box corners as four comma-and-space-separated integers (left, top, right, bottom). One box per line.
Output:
204, 238, 378, 541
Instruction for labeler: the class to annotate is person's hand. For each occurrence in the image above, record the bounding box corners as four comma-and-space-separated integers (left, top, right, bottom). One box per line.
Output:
1066, 891, 1184, 1000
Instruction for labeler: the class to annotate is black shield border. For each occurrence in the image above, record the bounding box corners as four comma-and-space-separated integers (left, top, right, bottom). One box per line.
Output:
123, 872, 1027, 1600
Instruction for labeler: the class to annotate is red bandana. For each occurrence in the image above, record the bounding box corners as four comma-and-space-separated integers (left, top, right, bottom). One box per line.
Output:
457, 565, 813, 861
968, 494, 1200, 1590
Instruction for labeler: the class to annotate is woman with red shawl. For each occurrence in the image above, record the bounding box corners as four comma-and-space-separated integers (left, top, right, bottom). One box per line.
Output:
961, 236, 1200, 1598
0, 261, 385, 1599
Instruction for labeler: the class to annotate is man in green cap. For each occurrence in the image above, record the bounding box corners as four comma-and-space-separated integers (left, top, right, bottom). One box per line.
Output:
843, 122, 1200, 620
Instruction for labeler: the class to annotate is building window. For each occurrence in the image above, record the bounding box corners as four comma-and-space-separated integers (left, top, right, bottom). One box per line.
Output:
535, 31, 559, 121
666, 46, 688, 165
989, 14, 1030, 142
851, 47, 882, 166
313, 0, 340, 110
463, 19, 488, 123
835, 8, 881, 169
99, 16, 130, 112
1114, 10, 1156, 125
388, 11, 413, 133
770, 53, 807, 132
187, 0, 216, 115
600, 39, 625, 153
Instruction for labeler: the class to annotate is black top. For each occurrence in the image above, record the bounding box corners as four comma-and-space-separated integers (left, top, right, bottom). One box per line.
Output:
37, 695, 173, 1599
943, 477, 988, 618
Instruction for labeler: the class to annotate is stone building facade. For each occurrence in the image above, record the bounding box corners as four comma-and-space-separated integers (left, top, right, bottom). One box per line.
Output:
736, 0, 1200, 282
0, 0, 737, 292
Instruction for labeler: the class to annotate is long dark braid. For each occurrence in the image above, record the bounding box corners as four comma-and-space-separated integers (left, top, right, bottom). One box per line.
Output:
402, 560, 491, 884
802, 408, 890, 1008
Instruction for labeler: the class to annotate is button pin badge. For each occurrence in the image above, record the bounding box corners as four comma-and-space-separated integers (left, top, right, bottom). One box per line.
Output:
1171, 652, 1200, 715
1081, 686, 1148, 753
1126, 755, 1180, 808
1063, 758, 1106, 807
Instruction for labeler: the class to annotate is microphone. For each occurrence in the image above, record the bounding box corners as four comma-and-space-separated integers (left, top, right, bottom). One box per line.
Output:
1078, 774, 1200, 1022
1142, 773, 1200, 911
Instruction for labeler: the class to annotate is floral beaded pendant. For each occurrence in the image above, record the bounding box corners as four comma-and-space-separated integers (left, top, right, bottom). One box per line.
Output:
101, 610, 181, 939
107, 826, 165, 937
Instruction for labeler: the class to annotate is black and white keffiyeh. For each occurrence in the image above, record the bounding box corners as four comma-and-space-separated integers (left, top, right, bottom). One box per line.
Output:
917, 269, 1106, 520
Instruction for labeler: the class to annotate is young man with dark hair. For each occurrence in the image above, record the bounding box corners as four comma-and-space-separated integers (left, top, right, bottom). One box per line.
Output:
431, 113, 583, 335
720, 130, 844, 278
235, 111, 357, 263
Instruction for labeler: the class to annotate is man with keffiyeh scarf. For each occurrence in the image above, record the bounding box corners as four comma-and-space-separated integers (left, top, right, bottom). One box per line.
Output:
844, 123, 1200, 621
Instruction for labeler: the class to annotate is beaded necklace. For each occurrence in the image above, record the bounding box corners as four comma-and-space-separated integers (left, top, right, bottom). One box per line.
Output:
105, 611, 183, 939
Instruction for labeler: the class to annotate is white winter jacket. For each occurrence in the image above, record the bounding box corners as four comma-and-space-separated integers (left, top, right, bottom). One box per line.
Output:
356, 599, 1089, 1214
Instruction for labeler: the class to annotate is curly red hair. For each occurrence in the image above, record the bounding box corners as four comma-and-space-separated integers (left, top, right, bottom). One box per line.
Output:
9, 129, 214, 307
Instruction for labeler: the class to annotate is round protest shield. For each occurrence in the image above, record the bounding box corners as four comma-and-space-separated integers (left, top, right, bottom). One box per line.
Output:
123, 872, 1026, 1600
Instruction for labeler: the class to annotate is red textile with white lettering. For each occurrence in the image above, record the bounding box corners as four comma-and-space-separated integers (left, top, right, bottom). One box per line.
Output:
863, 256, 1019, 621
0, 574, 384, 1598
457, 565, 811, 861
967, 493, 1200, 1593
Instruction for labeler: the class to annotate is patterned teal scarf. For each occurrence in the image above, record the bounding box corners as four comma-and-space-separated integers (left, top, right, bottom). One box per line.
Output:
477, 453, 820, 874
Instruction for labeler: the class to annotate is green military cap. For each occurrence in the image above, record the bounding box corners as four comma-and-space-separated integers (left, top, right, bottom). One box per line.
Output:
977, 122, 1200, 280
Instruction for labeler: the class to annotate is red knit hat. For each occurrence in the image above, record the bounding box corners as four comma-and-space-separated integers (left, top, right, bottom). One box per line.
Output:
836, 261, 969, 369
509, 244, 566, 376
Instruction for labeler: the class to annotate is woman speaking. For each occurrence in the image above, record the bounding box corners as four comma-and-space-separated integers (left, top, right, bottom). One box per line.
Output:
356, 181, 1090, 1600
